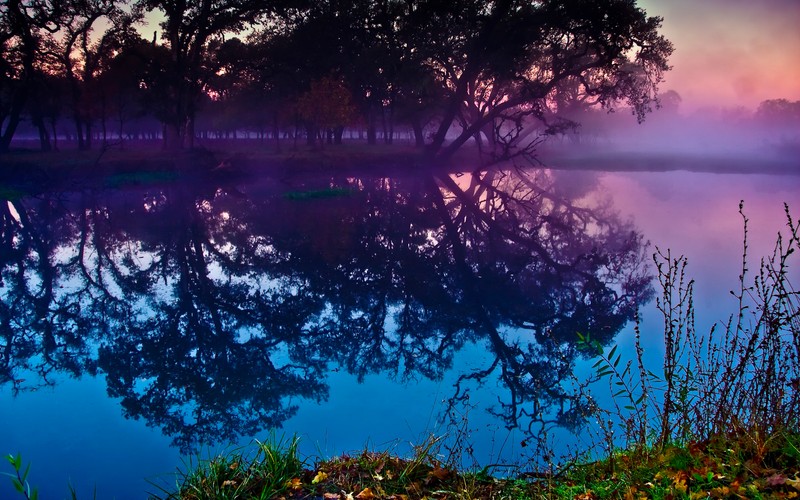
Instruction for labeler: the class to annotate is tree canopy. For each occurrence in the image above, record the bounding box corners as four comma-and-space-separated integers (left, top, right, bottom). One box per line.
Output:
1, 0, 675, 161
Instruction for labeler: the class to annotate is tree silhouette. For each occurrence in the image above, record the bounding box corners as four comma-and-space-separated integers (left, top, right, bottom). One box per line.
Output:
132, 0, 301, 149
1, 167, 652, 450
0, 0, 66, 151
0, 194, 100, 394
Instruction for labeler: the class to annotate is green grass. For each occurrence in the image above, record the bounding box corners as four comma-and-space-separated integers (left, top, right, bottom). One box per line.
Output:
6, 431, 799, 499
155, 435, 304, 500
143, 429, 799, 499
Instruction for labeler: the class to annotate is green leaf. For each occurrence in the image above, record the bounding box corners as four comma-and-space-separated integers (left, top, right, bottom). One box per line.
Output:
12, 477, 24, 493
608, 345, 618, 360
22, 462, 30, 482
624, 405, 636, 411
31, 490, 39, 500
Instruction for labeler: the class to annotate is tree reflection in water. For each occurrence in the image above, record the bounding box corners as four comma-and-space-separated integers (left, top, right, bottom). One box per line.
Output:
0, 167, 653, 451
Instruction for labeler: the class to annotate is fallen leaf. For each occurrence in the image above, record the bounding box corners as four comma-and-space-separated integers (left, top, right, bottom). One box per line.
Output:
222, 480, 237, 487
787, 476, 800, 491
673, 478, 688, 495
356, 487, 376, 499
427, 466, 452, 482
710, 486, 730, 497
285, 477, 303, 490
322, 494, 341, 499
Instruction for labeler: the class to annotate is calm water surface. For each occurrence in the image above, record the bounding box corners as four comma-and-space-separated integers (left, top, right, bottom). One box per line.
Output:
1, 165, 797, 499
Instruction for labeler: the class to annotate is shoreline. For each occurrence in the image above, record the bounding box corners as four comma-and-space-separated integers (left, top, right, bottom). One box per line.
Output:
1, 140, 798, 192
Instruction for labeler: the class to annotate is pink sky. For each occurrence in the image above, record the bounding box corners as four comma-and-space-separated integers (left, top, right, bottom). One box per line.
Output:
640, 0, 800, 111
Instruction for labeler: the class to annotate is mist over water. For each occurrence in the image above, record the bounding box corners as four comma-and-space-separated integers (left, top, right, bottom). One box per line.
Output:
534, 101, 800, 177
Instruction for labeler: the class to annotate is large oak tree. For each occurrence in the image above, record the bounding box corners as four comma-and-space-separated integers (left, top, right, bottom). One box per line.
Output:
406, 0, 673, 163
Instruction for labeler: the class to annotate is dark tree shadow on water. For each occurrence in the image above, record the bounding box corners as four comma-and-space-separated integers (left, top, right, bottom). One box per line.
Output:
0, 168, 652, 452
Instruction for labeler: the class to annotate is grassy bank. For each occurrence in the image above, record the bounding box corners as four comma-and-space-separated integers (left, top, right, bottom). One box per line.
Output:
5, 428, 800, 499
151, 429, 799, 500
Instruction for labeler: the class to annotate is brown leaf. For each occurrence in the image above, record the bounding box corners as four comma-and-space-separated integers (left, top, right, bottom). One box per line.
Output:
428, 466, 453, 482
356, 487, 376, 499
285, 477, 303, 491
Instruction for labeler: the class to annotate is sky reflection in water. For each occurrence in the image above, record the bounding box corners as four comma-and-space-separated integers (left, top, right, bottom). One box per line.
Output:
0, 167, 797, 499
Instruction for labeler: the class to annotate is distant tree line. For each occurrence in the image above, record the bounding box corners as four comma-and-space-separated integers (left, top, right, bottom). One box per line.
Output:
1, 0, 675, 162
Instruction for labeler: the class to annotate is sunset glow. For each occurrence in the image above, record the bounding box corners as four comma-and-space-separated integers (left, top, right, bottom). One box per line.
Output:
641, 0, 800, 111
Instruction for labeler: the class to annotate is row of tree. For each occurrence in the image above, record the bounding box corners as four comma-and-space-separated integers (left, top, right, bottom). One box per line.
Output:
1, 0, 674, 161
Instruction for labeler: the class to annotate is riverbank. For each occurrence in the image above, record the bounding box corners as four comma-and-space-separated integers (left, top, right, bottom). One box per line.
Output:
6, 429, 799, 499
2, 139, 798, 194
155, 430, 800, 499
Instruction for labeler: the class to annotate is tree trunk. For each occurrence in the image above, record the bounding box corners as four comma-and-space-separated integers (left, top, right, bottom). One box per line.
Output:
34, 118, 52, 152
50, 118, 59, 151
0, 90, 27, 152
306, 124, 316, 146
84, 122, 92, 150
74, 117, 87, 150
186, 117, 195, 149
367, 101, 377, 145
273, 115, 281, 153
411, 118, 425, 147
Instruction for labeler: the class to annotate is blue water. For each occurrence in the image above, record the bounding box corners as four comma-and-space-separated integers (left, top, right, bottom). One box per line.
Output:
1, 166, 797, 499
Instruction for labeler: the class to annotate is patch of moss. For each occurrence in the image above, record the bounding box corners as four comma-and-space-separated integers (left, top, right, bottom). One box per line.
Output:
283, 187, 354, 200
0, 186, 27, 201
104, 170, 181, 188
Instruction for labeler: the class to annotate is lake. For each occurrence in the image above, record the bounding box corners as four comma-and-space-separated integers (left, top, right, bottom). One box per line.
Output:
1, 164, 798, 499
